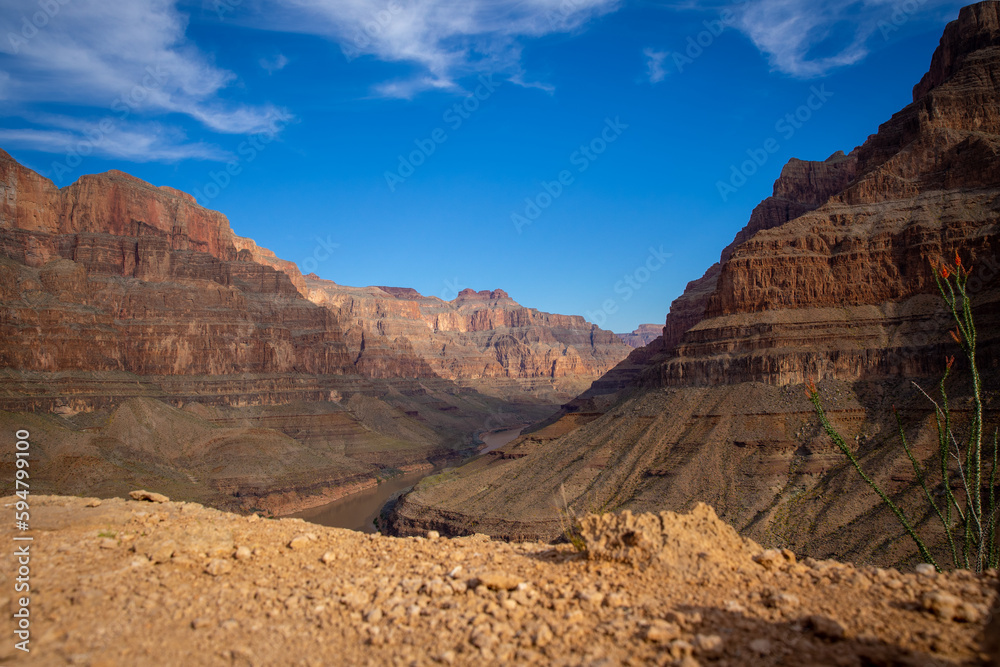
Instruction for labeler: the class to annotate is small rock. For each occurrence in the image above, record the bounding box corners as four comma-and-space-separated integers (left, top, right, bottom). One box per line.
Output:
205, 558, 233, 576
749, 638, 772, 655
753, 549, 786, 571
129, 490, 169, 503
915, 563, 937, 577
922, 590, 962, 621
426, 530, 440, 540
85, 499, 102, 508
365, 608, 383, 624
288, 535, 313, 550
234, 546, 252, 561
643, 621, 681, 643
694, 634, 724, 658
477, 572, 522, 591
669, 639, 694, 660
191, 617, 212, 629
99, 538, 117, 549
807, 615, 846, 640
764, 591, 799, 610
320, 551, 337, 565
533, 623, 553, 647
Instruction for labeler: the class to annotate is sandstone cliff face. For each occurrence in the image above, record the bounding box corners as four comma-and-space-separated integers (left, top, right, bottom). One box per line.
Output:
303, 275, 630, 403
0, 150, 555, 512
390, 3, 1000, 567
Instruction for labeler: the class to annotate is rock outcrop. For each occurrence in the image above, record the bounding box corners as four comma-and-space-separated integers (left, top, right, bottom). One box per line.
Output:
616, 324, 663, 348
389, 2, 1000, 568
304, 275, 630, 403
1, 495, 994, 665
0, 149, 586, 512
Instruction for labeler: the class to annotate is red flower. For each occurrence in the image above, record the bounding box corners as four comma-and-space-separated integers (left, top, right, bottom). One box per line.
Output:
805, 378, 818, 397
950, 328, 962, 344
954, 250, 962, 268
940, 265, 951, 279
946, 355, 955, 370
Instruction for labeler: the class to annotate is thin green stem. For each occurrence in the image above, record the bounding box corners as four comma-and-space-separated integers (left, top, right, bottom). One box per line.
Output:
809, 393, 939, 571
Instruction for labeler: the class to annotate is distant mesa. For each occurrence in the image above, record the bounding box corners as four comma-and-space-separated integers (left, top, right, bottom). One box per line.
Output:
455, 288, 511, 301
616, 324, 663, 348
376, 286, 424, 299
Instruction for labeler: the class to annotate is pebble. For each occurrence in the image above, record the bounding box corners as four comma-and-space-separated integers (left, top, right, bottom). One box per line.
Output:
807, 615, 846, 640
477, 572, 522, 591
205, 559, 233, 576
749, 638, 772, 655
129, 490, 170, 503
643, 621, 680, 643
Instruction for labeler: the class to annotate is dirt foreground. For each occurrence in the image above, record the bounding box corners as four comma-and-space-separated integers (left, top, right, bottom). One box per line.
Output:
1, 495, 997, 666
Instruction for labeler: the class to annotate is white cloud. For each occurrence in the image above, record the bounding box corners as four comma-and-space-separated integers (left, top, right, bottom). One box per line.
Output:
677, 0, 964, 78
0, 123, 232, 164
260, 53, 290, 74
248, 0, 621, 97
0, 0, 287, 159
643, 47, 668, 83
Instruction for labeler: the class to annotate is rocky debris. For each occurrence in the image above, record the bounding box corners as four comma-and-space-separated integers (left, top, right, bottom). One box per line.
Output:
987, 580, 1000, 664
1, 495, 994, 666
129, 490, 170, 503
920, 590, 989, 623
576, 503, 760, 570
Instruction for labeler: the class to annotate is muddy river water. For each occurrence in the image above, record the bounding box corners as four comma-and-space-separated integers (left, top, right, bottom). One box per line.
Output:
290, 428, 522, 533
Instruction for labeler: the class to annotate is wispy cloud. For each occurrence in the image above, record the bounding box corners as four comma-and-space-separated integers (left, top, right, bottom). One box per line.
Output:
0, 123, 232, 163
247, 0, 622, 98
643, 47, 668, 83
677, 0, 963, 78
0, 0, 287, 159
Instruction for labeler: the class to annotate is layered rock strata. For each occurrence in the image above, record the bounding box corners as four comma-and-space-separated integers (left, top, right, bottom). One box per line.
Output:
389, 2, 1000, 568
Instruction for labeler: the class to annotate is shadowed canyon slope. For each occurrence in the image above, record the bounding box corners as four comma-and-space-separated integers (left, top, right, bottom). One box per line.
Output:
0, 148, 628, 513
389, 2, 1000, 569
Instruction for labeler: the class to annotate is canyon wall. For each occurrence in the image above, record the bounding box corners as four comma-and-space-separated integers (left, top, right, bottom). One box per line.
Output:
0, 146, 619, 511
389, 2, 1000, 569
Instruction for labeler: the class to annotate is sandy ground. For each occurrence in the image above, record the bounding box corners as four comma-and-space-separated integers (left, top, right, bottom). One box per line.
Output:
0, 494, 996, 666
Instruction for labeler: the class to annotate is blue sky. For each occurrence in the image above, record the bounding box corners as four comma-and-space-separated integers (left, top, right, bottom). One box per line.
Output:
0, 0, 970, 332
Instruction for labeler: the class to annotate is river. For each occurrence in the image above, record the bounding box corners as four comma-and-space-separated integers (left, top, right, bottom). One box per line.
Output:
289, 427, 522, 533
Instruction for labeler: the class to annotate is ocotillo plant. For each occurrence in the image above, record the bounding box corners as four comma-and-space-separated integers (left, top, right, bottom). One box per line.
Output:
806, 252, 998, 572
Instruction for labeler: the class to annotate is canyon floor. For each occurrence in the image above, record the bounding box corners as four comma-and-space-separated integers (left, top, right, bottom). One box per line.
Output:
2, 494, 997, 666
